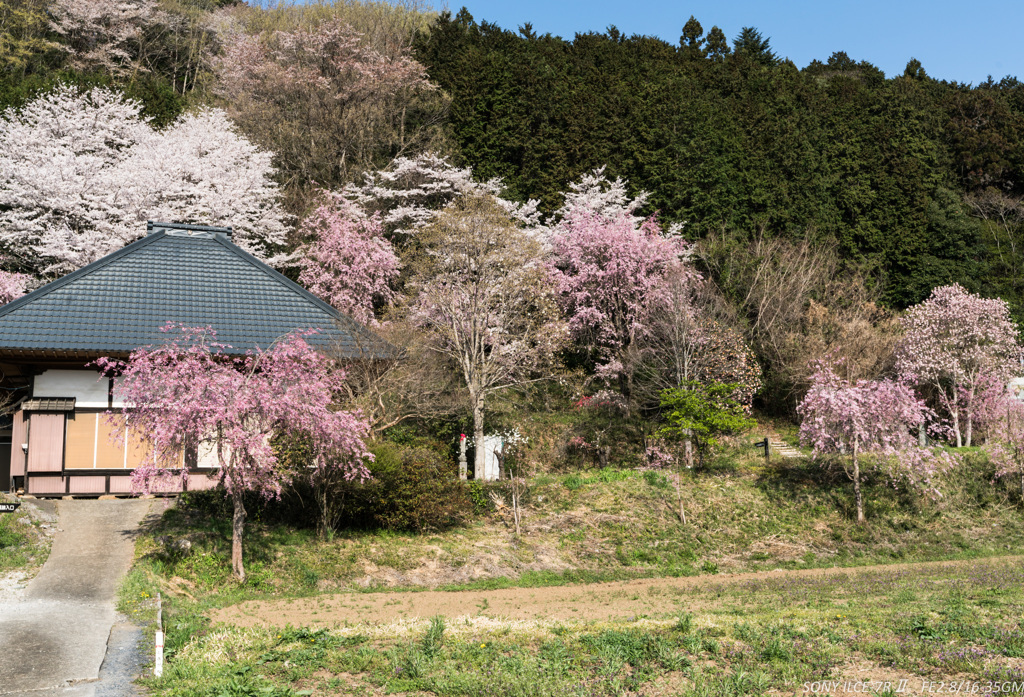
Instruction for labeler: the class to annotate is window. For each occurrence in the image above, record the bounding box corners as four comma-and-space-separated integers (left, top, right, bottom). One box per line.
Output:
62, 411, 182, 469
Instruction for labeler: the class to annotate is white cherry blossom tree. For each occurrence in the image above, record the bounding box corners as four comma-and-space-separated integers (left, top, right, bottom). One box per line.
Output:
340, 153, 542, 239
895, 284, 1022, 447
0, 84, 288, 277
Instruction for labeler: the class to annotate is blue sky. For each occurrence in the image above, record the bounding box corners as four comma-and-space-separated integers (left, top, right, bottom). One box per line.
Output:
443, 1, 1023, 85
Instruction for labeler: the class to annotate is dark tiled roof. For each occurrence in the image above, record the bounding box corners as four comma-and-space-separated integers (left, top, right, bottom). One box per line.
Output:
0, 222, 389, 359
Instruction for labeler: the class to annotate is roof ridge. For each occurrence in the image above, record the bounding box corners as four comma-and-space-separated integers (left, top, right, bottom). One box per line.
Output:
148, 220, 232, 234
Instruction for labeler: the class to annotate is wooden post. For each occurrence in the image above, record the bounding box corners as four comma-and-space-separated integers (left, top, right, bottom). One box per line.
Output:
754, 438, 769, 462
155, 592, 164, 678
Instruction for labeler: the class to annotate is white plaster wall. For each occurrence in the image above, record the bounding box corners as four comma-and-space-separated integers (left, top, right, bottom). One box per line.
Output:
33, 370, 110, 408
111, 377, 128, 408
197, 437, 230, 469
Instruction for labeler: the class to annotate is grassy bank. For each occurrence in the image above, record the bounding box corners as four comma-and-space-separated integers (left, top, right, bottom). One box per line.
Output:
0, 497, 53, 575
127, 444, 1024, 604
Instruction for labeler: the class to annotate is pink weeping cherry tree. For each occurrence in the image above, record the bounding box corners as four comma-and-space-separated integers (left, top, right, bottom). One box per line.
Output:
895, 284, 1022, 447
798, 360, 953, 524
0, 270, 29, 304
95, 324, 371, 580
297, 194, 401, 325
548, 208, 694, 395
979, 385, 1024, 503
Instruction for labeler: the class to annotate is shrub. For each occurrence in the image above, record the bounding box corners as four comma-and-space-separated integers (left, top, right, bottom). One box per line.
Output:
355, 442, 473, 532
171, 443, 472, 534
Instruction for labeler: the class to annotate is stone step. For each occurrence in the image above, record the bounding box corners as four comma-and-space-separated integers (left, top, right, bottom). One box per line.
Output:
768, 440, 805, 458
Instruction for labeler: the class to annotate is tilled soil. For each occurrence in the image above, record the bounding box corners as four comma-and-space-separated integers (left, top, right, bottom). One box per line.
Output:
211, 555, 1021, 629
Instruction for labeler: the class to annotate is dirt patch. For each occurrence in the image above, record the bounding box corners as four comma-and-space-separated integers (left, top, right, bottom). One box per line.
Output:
0, 571, 29, 604
212, 556, 1022, 630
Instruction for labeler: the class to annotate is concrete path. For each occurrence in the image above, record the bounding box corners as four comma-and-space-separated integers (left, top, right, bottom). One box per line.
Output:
0, 499, 152, 696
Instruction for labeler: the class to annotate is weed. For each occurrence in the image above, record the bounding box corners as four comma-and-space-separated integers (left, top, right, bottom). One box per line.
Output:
759, 634, 792, 662
643, 470, 670, 488
422, 615, 445, 657
0, 502, 48, 573
675, 611, 694, 634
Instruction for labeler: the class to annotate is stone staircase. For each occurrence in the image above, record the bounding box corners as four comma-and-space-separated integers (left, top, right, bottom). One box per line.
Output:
767, 438, 805, 459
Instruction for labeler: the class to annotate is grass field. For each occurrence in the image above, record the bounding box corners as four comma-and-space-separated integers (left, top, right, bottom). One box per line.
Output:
119, 442, 1024, 695
139, 557, 1024, 696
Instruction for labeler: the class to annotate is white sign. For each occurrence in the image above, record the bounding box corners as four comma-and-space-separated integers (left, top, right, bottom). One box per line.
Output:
482, 435, 504, 481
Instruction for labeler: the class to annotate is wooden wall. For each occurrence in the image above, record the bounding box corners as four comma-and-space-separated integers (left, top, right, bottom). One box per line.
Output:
26, 413, 64, 472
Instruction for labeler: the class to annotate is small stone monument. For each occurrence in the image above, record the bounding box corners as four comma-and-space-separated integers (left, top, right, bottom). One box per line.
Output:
458, 433, 468, 480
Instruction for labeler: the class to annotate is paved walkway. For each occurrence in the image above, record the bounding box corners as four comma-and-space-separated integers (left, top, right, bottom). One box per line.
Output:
0, 499, 152, 696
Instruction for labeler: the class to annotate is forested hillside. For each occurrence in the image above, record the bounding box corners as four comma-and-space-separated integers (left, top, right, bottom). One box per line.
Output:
2, 0, 1024, 427
416, 10, 1024, 311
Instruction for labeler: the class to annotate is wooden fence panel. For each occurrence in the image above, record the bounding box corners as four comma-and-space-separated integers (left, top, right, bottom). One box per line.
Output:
10, 410, 26, 477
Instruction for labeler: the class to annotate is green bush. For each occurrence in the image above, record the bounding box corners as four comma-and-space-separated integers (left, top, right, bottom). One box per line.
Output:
172, 441, 472, 534
350, 443, 473, 533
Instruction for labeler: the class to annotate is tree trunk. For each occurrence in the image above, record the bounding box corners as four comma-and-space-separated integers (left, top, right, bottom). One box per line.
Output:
951, 407, 963, 448
231, 485, 247, 581
472, 396, 486, 480
852, 440, 865, 525
495, 445, 505, 481
965, 383, 977, 448
318, 482, 330, 540
1019, 466, 1024, 506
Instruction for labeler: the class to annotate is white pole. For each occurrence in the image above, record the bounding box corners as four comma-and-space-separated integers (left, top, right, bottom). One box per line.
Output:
155, 592, 164, 677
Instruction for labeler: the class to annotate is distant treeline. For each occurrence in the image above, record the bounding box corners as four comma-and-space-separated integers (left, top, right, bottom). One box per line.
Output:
415, 10, 1024, 313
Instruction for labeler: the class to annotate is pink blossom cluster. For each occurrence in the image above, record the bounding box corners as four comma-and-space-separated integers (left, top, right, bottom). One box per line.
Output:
573, 390, 629, 413
548, 208, 694, 375
798, 360, 954, 500
217, 18, 430, 106
977, 387, 1024, 496
95, 324, 371, 499
896, 284, 1022, 447
297, 196, 400, 324
642, 443, 677, 471
0, 270, 29, 304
